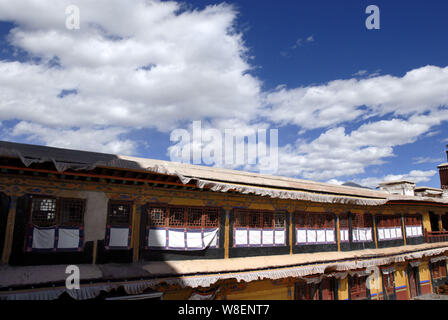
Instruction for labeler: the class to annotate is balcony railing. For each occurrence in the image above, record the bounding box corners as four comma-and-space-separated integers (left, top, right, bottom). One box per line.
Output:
425, 230, 448, 243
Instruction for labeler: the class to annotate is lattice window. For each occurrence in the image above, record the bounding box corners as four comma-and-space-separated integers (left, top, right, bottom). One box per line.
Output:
30, 197, 57, 227
274, 214, 286, 228
108, 201, 132, 226
316, 215, 324, 228
263, 213, 273, 228
295, 212, 334, 229
148, 207, 166, 227
405, 215, 422, 226
147, 206, 220, 228
248, 213, 261, 228
303, 214, 311, 228
188, 208, 203, 227
323, 214, 334, 228
339, 213, 349, 228
378, 215, 402, 228
169, 207, 185, 227
235, 210, 286, 229
204, 208, 219, 227
59, 198, 85, 226
234, 211, 247, 227
295, 213, 305, 227
352, 214, 372, 228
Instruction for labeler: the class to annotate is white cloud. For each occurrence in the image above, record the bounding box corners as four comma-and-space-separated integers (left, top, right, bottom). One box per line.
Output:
0, 0, 261, 152
326, 179, 344, 185
425, 130, 441, 137
270, 114, 444, 181
352, 70, 368, 76
264, 65, 448, 130
8, 121, 136, 155
412, 156, 444, 165
291, 34, 314, 49
0, 0, 447, 186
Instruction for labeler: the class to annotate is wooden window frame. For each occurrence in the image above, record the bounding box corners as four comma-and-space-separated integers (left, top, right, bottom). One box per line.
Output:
405, 214, 422, 227
107, 200, 133, 226
59, 198, 86, 227
352, 214, 373, 228
147, 204, 220, 229
377, 215, 402, 228
28, 195, 86, 228
294, 212, 335, 229
234, 209, 286, 229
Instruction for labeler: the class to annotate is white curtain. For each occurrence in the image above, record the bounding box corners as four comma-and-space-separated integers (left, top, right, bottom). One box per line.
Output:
32, 227, 55, 249
148, 228, 166, 248
57, 228, 80, 249
108, 227, 129, 248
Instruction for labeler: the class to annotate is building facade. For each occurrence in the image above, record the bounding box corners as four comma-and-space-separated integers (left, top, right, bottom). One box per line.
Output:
0, 141, 448, 300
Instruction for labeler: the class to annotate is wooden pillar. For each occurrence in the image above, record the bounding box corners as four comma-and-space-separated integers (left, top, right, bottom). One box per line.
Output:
438, 214, 444, 232
224, 208, 230, 259
289, 210, 293, 255
92, 240, 98, 264
401, 214, 407, 246
1, 196, 17, 264
372, 213, 378, 249
132, 203, 141, 263
335, 212, 341, 252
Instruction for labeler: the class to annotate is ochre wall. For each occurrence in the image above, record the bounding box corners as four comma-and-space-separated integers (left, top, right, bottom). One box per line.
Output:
338, 277, 349, 300
368, 271, 383, 300
394, 264, 409, 300
418, 261, 432, 295
422, 212, 432, 232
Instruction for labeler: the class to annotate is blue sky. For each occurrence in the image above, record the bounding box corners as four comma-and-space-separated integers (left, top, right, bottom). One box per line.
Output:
0, 0, 447, 189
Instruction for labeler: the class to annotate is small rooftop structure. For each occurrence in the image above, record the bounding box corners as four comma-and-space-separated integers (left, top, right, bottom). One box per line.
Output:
378, 180, 416, 196
414, 186, 444, 198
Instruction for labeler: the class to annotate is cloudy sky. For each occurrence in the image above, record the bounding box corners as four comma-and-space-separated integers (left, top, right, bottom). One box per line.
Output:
0, 0, 447, 189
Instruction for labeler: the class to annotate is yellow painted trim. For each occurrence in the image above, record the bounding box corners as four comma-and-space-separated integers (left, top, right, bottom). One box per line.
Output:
248, 202, 275, 211
422, 211, 431, 232
338, 277, 349, 300
1, 196, 17, 264
306, 206, 326, 213
168, 198, 205, 206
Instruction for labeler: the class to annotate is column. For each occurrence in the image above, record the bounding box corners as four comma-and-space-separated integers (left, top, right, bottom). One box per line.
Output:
372, 213, 378, 249
224, 207, 230, 259
1, 196, 17, 264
